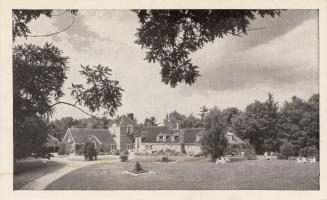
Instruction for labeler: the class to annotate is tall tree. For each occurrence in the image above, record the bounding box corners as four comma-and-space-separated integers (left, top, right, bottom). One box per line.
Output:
231, 93, 279, 154
199, 106, 209, 120
201, 107, 228, 161
135, 10, 280, 87
222, 107, 241, 125
278, 94, 319, 152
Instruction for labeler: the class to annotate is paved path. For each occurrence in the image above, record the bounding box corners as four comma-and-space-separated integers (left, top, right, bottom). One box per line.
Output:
20, 155, 120, 190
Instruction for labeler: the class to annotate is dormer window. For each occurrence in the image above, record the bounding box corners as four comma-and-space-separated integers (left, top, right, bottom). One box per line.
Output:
157, 134, 163, 141
196, 135, 201, 142
127, 125, 133, 134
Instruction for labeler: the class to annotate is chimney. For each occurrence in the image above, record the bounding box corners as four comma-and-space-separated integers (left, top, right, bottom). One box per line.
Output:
127, 113, 134, 121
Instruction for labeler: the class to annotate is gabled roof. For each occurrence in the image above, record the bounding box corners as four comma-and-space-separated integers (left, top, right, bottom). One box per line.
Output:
68, 128, 115, 145
69, 128, 92, 144
92, 130, 115, 145
225, 131, 245, 145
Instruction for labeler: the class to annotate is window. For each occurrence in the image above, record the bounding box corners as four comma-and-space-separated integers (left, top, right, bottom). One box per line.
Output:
163, 134, 169, 142
127, 125, 133, 134
127, 143, 133, 150
157, 135, 163, 141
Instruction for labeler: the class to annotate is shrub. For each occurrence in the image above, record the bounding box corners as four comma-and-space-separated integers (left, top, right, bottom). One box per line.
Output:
135, 161, 143, 172
161, 156, 169, 162
84, 142, 97, 161
299, 146, 319, 159
130, 161, 148, 174
280, 143, 296, 160
120, 154, 128, 162
120, 151, 129, 162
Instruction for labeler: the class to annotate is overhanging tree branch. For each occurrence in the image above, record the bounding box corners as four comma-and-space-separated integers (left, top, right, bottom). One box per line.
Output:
27, 16, 75, 38
50, 101, 99, 118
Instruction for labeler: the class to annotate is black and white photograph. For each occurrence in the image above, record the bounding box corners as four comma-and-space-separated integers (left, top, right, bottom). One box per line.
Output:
1, 0, 327, 199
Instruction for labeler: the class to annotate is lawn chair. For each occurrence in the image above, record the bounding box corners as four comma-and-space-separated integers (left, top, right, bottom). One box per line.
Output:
302, 157, 308, 163
216, 157, 226, 164
264, 152, 268, 160
297, 157, 303, 163
309, 157, 316, 163
225, 157, 230, 162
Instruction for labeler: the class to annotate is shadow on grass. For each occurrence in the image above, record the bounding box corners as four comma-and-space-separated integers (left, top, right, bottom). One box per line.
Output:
14, 159, 64, 190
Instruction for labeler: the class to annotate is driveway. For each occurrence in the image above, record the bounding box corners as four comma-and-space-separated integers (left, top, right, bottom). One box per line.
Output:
20, 155, 120, 190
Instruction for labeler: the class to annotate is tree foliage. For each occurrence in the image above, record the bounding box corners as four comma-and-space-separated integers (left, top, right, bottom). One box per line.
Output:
201, 107, 228, 161
70, 65, 123, 117
134, 9, 280, 87
144, 116, 158, 126
13, 43, 69, 117
199, 106, 209, 120
231, 93, 279, 154
14, 115, 48, 159
278, 94, 319, 151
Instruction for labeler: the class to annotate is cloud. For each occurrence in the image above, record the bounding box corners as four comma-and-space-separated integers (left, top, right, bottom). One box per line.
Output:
50, 10, 106, 51
237, 9, 318, 50
190, 17, 318, 92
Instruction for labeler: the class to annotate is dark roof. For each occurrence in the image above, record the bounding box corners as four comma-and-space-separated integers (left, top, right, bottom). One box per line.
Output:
69, 128, 91, 144
68, 128, 115, 145
183, 128, 205, 144
139, 126, 177, 143
92, 130, 115, 145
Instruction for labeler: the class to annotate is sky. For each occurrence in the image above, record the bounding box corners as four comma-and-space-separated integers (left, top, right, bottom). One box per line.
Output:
15, 9, 319, 124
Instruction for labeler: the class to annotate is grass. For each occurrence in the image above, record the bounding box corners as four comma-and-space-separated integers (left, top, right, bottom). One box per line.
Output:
14, 158, 65, 190
46, 156, 319, 190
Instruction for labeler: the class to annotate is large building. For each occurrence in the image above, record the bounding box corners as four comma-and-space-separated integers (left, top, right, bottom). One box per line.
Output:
61, 114, 245, 155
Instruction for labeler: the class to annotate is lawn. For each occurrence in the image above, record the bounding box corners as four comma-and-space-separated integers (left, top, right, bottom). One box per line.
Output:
14, 158, 65, 190
46, 156, 319, 190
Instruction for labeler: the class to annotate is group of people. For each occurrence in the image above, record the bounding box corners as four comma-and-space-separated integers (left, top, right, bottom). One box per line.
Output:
216, 156, 230, 164
297, 157, 316, 163
263, 152, 276, 160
